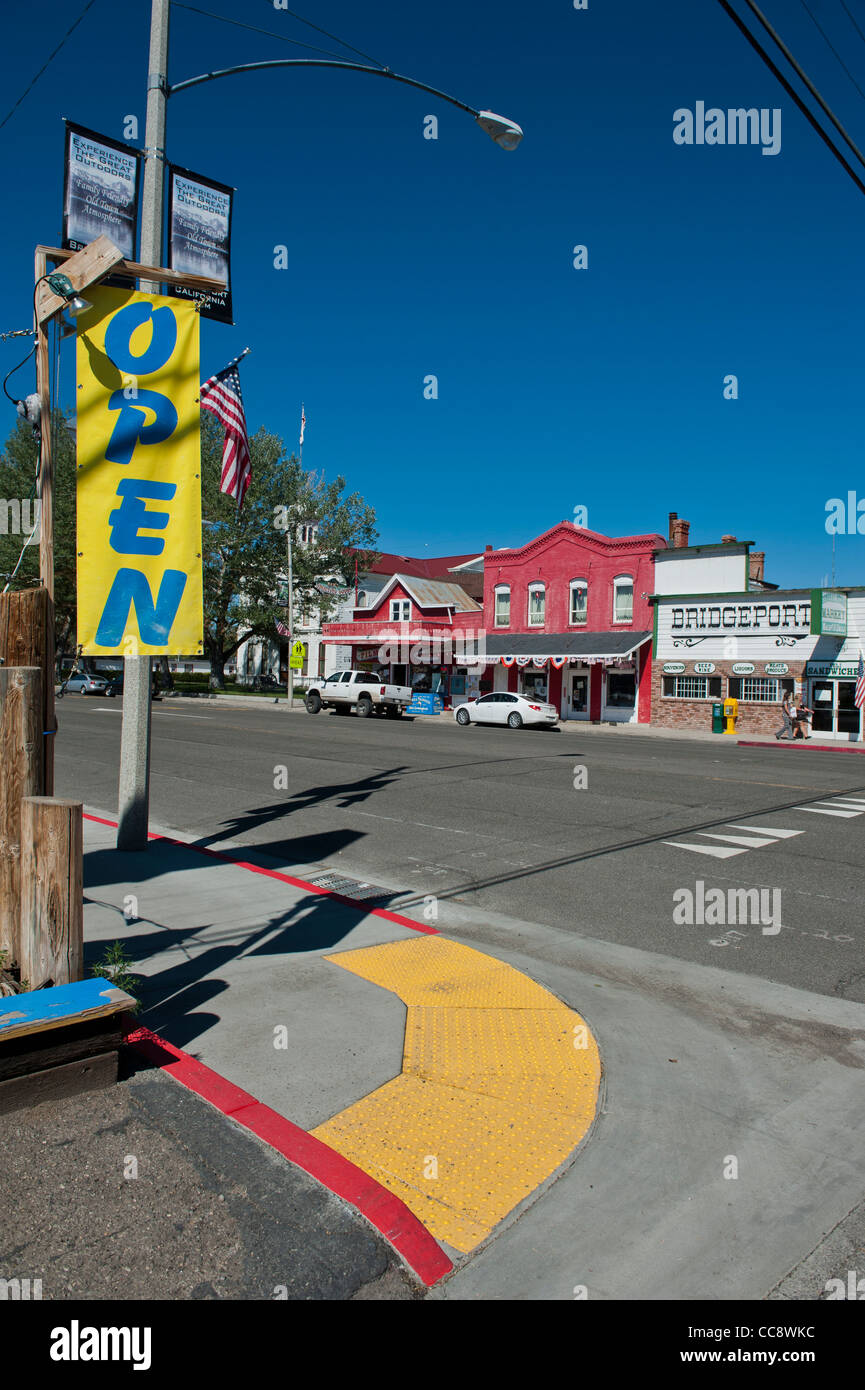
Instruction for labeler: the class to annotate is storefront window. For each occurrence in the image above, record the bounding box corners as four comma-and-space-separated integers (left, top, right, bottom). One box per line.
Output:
570, 580, 588, 625
606, 671, 636, 707
613, 576, 633, 624
528, 583, 545, 626
494, 585, 510, 626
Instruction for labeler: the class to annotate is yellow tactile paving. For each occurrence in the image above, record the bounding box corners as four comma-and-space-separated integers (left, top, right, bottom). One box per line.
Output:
404, 1006, 599, 1119
310, 936, 601, 1253
323, 934, 562, 1009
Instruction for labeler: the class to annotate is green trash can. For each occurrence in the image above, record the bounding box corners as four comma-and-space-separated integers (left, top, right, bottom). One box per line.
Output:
712, 702, 724, 734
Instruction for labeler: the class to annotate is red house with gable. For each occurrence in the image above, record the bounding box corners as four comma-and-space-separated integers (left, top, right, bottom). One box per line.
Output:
482, 521, 665, 723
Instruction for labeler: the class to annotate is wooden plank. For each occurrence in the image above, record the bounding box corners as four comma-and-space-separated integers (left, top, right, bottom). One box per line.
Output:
35, 235, 125, 324
0, 667, 43, 965
0, 588, 55, 794
0, 1017, 124, 1082
0, 1050, 118, 1116
36, 245, 226, 294
18, 798, 83, 989
0, 977, 136, 1041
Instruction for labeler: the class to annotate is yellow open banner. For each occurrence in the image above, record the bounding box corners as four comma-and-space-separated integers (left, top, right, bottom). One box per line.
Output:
76, 286, 202, 656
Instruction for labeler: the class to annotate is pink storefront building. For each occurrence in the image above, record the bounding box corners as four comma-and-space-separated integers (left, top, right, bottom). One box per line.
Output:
482, 521, 663, 723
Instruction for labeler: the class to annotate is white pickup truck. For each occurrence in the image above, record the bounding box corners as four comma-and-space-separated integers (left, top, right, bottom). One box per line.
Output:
304, 670, 413, 719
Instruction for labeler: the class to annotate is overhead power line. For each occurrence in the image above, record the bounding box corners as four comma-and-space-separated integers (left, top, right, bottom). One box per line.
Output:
171, 4, 353, 64
715, 0, 865, 199
798, 0, 865, 107
838, 0, 865, 52
0, 0, 97, 133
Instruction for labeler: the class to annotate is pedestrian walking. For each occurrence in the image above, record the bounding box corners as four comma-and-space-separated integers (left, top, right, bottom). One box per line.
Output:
775, 692, 794, 740
793, 699, 814, 740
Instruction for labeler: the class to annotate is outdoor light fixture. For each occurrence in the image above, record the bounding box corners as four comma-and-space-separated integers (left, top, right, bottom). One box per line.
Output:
475, 110, 524, 150
44, 272, 92, 317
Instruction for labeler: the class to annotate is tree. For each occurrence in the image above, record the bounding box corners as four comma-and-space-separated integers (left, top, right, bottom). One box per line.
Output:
0, 411, 78, 665
201, 414, 378, 687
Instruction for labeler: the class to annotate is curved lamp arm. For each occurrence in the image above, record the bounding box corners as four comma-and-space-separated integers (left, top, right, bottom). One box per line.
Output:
167, 59, 523, 149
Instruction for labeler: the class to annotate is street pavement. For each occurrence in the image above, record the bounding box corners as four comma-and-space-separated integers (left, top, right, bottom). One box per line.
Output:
31, 697, 865, 1300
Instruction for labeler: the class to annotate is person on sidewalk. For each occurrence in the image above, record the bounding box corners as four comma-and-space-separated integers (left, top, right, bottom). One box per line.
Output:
793, 700, 814, 740
775, 693, 794, 740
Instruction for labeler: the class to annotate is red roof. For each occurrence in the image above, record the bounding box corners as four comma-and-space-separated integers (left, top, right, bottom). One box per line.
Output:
360, 551, 482, 579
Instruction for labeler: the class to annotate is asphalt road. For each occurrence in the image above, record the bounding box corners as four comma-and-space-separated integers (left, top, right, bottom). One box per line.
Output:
57, 698, 865, 1001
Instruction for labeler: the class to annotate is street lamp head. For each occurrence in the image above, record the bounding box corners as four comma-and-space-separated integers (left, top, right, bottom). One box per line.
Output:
476, 110, 523, 150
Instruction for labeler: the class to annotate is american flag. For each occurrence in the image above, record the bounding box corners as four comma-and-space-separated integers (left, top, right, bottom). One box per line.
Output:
856, 654, 865, 711
200, 351, 251, 510
299, 404, 306, 450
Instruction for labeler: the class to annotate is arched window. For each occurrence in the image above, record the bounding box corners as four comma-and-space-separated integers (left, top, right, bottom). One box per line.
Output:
494, 584, 510, 627
569, 579, 588, 625
613, 575, 633, 624
528, 581, 545, 626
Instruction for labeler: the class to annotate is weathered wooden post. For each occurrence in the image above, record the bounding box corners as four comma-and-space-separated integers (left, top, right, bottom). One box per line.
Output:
0, 666, 44, 965
0, 589, 55, 794
18, 797, 83, 989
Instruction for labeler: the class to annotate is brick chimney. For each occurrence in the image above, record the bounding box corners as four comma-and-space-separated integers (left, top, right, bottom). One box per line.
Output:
721, 534, 737, 543
485, 543, 493, 551
749, 551, 765, 583
668, 511, 678, 543
671, 518, 690, 548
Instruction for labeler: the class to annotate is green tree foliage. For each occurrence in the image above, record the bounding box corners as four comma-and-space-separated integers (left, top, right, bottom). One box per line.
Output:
201, 414, 378, 685
0, 411, 77, 661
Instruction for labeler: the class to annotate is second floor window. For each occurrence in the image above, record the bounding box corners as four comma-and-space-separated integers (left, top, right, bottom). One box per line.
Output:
570, 580, 587, 625
528, 582, 545, 626
494, 585, 510, 626
390, 600, 410, 621
613, 576, 633, 623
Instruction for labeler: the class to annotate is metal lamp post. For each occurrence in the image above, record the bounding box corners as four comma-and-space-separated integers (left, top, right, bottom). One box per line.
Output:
117, 0, 523, 848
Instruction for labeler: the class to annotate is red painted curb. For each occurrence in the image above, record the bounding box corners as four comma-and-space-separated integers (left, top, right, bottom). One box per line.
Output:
738, 741, 865, 755
82, 813, 438, 935
125, 1025, 453, 1288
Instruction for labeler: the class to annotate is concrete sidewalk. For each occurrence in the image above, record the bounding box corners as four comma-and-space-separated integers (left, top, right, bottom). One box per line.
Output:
23, 807, 860, 1301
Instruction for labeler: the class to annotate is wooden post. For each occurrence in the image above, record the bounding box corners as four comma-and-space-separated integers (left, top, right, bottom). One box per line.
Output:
35, 248, 53, 602
0, 667, 44, 965
18, 798, 83, 989
0, 588, 55, 794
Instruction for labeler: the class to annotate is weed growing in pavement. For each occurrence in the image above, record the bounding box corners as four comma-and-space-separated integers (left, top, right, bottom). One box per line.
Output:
91, 941, 142, 1008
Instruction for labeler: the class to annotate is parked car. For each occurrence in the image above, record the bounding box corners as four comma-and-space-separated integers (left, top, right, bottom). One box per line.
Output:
62, 673, 109, 696
453, 692, 559, 729
305, 670, 413, 718
105, 674, 160, 699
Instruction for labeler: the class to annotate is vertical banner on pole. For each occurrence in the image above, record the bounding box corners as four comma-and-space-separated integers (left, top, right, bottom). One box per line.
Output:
62, 122, 141, 260
75, 286, 203, 656
167, 165, 234, 323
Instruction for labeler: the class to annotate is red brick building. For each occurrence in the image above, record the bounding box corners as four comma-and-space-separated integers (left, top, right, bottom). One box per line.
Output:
481, 521, 665, 722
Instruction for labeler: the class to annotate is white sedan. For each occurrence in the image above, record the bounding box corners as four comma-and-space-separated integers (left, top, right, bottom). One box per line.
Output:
454, 692, 559, 729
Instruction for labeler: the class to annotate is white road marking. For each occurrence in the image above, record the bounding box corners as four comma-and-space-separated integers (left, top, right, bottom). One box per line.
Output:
696, 832, 778, 848
663, 842, 748, 858
794, 806, 862, 817
726, 825, 803, 838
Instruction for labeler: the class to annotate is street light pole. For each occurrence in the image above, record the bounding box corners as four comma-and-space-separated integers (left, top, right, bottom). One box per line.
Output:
116, 0, 169, 850
286, 527, 294, 709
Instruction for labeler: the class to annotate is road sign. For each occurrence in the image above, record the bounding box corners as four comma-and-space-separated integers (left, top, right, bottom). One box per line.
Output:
290, 641, 305, 670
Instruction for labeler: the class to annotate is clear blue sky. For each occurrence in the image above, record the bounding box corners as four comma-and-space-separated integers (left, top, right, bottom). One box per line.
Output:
2, 0, 864, 588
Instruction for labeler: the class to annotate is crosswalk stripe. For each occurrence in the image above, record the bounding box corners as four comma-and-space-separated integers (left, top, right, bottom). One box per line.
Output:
794, 806, 861, 817
696, 832, 778, 848
726, 825, 803, 838
826, 799, 865, 808
663, 841, 748, 858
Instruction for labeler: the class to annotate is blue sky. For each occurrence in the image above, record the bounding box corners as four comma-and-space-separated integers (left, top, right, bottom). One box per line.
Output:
2, 0, 865, 588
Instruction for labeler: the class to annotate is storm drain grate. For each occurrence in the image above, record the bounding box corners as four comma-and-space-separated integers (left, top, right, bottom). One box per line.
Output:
304, 872, 394, 902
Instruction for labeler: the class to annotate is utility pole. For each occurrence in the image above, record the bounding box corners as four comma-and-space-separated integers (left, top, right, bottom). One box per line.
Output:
116, 0, 169, 850
286, 525, 294, 708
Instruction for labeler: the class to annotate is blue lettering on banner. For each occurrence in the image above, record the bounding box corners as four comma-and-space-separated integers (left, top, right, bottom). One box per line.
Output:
105, 389, 178, 465
95, 568, 188, 646
108, 478, 177, 555
104, 302, 177, 375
